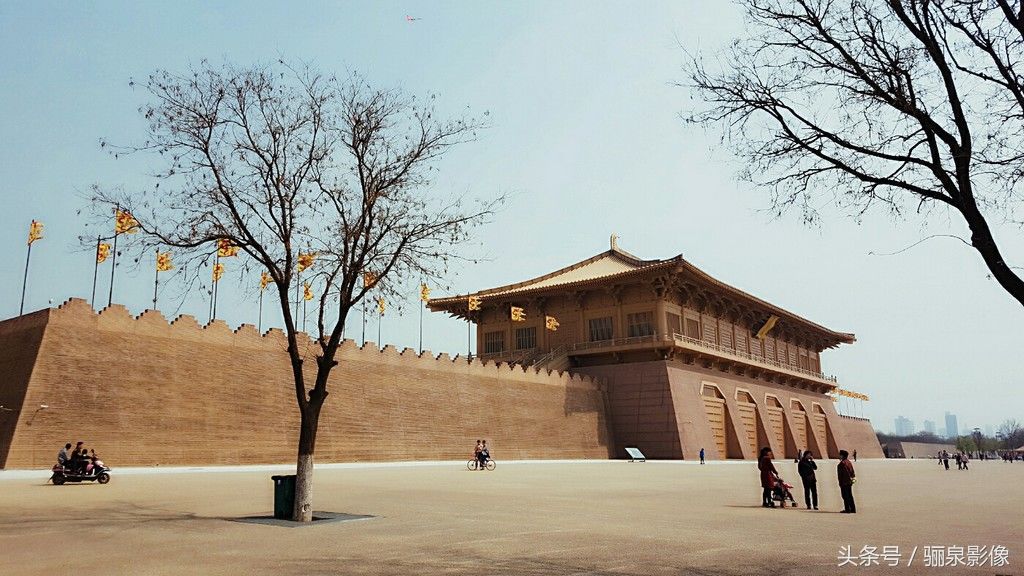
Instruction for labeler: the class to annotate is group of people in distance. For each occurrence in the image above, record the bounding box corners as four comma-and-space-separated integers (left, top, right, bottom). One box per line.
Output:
936, 449, 971, 470
472, 439, 491, 470
758, 447, 857, 513
56, 441, 96, 474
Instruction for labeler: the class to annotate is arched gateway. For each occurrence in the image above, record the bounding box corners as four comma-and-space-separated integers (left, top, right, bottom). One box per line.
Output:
429, 242, 882, 460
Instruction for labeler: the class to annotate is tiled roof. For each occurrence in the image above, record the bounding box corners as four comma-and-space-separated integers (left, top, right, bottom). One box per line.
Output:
429, 246, 854, 345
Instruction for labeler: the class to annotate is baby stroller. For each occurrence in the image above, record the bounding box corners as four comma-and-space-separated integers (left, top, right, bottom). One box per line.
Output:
772, 475, 798, 507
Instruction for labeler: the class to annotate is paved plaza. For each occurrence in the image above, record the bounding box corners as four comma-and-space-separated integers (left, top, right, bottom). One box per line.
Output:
0, 459, 1020, 575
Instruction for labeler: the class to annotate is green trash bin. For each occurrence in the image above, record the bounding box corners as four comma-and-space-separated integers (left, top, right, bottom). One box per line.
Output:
271, 475, 296, 520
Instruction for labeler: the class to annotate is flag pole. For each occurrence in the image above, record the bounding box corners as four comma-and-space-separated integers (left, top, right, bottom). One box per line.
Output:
152, 247, 159, 309
211, 252, 220, 321
19, 242, 33, 316
302, 284, 307, 332
378, 308, 382, 345
419, 299, 423, 354
361, 303, 366, 345
107, 228, 119, 307
258, 287, 264, 333
90, 236, 101, 308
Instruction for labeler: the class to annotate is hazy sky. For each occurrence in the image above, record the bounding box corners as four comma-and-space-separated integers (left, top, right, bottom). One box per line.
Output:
1, 2, 1021, 434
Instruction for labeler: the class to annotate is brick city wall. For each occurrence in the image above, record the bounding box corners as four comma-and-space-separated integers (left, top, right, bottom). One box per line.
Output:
0, 299, 612, 468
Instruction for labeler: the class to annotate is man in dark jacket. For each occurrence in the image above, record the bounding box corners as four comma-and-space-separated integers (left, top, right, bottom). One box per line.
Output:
837, 449, 856, 513
798, 451, 818, 510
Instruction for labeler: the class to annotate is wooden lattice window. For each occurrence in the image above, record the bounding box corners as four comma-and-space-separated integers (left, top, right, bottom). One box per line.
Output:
666, 313, 682, 338
627, 311, 654, 337
515, 327, 537, 350
483, 331, 505, 354
685, 318, 700, 339
588, 316, 613, 342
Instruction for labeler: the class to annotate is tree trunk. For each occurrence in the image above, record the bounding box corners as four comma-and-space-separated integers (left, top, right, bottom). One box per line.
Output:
292, 404, 321, 522
962, 204, 1024, 308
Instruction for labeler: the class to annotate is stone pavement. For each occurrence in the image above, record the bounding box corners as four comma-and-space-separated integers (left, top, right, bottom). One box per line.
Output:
0, 459, 1019, 575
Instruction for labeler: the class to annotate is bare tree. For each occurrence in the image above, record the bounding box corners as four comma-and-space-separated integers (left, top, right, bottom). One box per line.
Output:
91, 61, 500, 521
997, 418, 1024, 448
686, 0, 1024, 307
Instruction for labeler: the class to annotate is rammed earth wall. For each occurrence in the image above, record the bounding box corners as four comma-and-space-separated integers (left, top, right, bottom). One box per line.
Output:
0, 298, 612, 468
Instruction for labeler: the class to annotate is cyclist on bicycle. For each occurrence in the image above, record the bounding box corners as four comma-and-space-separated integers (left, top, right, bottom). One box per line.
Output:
474, 440, 484, 470
479, 440, 490, 468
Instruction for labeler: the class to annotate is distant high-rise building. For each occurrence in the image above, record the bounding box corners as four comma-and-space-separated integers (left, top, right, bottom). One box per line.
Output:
923, 420, 936, 435
895, 416, 915, 436
945, 412, 959, 438
938, 427, 946, 437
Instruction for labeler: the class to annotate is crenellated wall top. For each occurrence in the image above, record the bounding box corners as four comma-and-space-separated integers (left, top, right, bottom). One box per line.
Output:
11, 298, 599, 390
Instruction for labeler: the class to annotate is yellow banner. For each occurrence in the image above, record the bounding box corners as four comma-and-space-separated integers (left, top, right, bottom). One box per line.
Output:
297, 252, 316, 273
156, 251, 173, 272
303, 282, 314, 301
363, 271, 378, 288
510, 306, 525, 322
419, 283, 430, 302
217, 238, 240, 258
27, 220, 43, 245
755, 315, 779, 340
259, 271, 272, 291
377, 296, 386, 315
96, 243, 111, 263
212, 262, 224, 282
115, 209, 138, 234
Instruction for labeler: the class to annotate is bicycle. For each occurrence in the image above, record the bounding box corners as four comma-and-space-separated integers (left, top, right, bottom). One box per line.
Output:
466, 457, 496, 471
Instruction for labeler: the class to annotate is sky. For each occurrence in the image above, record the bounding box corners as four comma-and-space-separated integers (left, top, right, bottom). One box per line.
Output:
1, 2, 1021, 435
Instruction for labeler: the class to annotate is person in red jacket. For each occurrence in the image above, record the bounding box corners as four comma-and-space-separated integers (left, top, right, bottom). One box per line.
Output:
837, 449, 857, 513
758, 447, 778, 508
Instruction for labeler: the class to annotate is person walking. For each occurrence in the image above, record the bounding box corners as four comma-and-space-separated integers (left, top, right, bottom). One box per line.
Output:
699, 447, 705, 465
798, 450, 818, 510
961, 451, 969, 471
758, 447, 778, 508
943, 450, 950, 470
853, 449, 858, 462
837, 449, 857, 514
955, 452, 962, 470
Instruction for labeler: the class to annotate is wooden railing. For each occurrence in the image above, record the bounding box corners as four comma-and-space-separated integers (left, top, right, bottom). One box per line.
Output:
481, 331, 839, 385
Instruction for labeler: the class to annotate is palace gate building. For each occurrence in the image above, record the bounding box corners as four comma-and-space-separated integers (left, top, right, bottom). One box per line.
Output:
429, 240, 882, 460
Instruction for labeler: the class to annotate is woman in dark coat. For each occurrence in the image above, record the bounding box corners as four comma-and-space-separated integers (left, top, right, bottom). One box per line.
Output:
798, 450, 818, 510
758, 447, 778, 508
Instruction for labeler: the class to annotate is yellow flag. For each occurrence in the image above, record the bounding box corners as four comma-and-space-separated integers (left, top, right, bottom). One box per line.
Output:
419, 283, 430, 302
114, 209, 138, 234
468, 296, 481, 311
545, 315, 559, 331
27, 220, 43, 245
510, 306, 525, 322
303, 282, 314, 301
377, 296, 386, 315
755, 315, 779, 340
217, 238, 240, 258
212, 262, 224, 282
297, 252, 316, 273
259, 271, 272, 291
362, 271, 378, 288
96, 243, 111, 263
156, 251, 173, 272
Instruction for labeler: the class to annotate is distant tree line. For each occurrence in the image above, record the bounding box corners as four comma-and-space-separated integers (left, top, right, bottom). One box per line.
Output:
877, 419, 1023, 454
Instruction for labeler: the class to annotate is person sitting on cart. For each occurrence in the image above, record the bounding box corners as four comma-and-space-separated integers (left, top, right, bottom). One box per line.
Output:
57, 443, 72, 468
